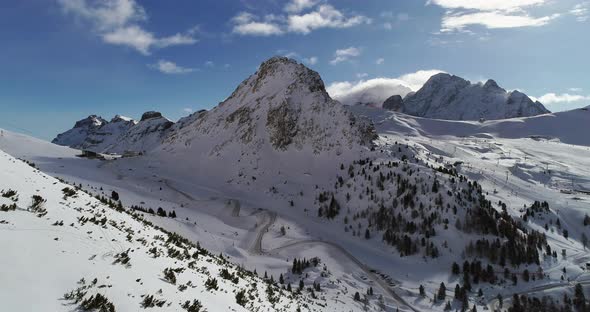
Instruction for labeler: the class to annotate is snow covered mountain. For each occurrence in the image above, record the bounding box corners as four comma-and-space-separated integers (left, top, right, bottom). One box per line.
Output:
53, 111, 173, 154
153, 56, 377, 188
52, 115, 110, 147
165, 57, 375, 153
386, 73, 550, 120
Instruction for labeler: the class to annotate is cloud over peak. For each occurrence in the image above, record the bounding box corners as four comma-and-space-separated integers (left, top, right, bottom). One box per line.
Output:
327, 69, 445, 106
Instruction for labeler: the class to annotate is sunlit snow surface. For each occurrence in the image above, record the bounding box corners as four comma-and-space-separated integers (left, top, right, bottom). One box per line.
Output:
1, 105, 590, 311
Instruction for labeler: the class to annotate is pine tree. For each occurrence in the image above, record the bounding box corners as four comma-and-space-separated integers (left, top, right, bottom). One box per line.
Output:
437, 282, 446, 301
574, 283, 587, 311
452, 262, 461, 275
235, 289, 248, 307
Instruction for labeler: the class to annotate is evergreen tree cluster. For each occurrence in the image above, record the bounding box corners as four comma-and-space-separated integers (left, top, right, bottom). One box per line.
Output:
291, 257, 319, 275
508, 287, 588, 312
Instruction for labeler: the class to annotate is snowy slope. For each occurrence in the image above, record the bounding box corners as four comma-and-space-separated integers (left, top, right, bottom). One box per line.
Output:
152, 57, 376, 190
395, 73, 550, 120
351, 105, 590, 147
0, 148, 363, 312
6, 56, 590, 312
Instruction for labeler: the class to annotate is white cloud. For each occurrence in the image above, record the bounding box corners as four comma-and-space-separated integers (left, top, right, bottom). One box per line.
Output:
569, 87, 583, 92
428, 0, 547, 12
571, 2, 590, 22
149, 60, 195, 74
356, 73, 369, 79
284, 0, 318, 13
327, 69, 445, 106
330, 47, 361, 65
58, 0, 146, 30
287, 5, 371, 34
231, 3, 369, 36
376, 58, 385, 65
396, 70, 447, 90
428, 0, 559, 32
536, 93, 590, 104
303, 56, 318, 65
441, 11, 559, 31
183, 108, 194, 113
231, 12, 284, 36
58, 0, 197, 54
102, 26, 196, 55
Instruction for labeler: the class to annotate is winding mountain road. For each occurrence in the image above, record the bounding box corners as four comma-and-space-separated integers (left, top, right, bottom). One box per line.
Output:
161, 177, 419, 311
268, 239, 419, 312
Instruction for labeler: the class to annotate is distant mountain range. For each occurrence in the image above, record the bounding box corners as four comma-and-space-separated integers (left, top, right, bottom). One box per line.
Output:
383, 73, 550, 120
53, 58, 552, 157
53, 56, 376, 158
52, 112, 172, 154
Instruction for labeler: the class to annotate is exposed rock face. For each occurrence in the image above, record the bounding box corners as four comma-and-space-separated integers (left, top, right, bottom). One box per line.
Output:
141, 111, 163, 121
390, 73, 550, 120
164, 56, 376, 156
382, 95, 404, 111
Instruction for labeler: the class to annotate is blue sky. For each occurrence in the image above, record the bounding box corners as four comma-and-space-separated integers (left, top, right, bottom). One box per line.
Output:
1, 0, 589, 140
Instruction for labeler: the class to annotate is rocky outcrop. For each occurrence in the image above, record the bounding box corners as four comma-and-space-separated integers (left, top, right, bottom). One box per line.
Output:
382, 95, 404, 111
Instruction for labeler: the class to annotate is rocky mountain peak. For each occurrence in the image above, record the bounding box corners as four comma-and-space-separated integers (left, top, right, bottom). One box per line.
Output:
140, 111, 163, 121
110, 115, 135, 123
164, 56, 376, 158
426, 73, 468, 87
396, 73, 549, 120
483, 79, 501, 90
73, 115, 107, 129
382, 95, 404, 111
236, 56, 328, 101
